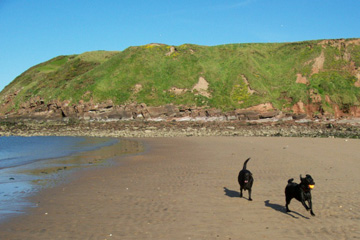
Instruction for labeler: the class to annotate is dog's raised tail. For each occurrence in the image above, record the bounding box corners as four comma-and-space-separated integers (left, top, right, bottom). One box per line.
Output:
242, 158, 251, 170
287, 178, 294, 184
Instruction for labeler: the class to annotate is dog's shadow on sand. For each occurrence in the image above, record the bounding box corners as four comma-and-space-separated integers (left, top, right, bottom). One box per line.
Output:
264, 200, 309, 219
223, 187, 253, 200
223, 187, 240, 198
223, 188, 310, 219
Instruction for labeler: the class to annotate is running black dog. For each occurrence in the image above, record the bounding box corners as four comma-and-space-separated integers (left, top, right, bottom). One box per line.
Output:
238, 158, 254, 201
285, 174, 315, 216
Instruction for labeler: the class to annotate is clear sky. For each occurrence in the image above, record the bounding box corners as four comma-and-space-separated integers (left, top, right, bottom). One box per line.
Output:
1, 0, 359, 92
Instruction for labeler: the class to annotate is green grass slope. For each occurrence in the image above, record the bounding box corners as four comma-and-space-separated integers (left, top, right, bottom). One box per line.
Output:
1, 39, 360, 115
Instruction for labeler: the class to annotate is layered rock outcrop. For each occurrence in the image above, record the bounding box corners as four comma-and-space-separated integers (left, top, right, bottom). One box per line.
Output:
2, 94, 360, 122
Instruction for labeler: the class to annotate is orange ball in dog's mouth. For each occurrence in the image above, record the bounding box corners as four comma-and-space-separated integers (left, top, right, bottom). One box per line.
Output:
309, 184, 315, 189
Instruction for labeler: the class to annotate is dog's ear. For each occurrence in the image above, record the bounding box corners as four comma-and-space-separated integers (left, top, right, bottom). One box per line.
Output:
300, 174, 307, 184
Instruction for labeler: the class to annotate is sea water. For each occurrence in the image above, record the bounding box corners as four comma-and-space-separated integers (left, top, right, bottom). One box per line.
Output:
0, 136, 118, 222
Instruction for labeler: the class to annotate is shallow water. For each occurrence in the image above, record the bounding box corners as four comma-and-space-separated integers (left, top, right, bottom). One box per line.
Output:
0, 136, 119, 222
0, 136, 118, 169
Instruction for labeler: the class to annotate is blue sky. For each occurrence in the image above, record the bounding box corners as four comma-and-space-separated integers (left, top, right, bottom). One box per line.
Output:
1, 0, 359, 91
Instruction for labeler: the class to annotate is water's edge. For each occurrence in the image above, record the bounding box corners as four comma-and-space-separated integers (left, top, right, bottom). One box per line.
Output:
0, 136, 144, 223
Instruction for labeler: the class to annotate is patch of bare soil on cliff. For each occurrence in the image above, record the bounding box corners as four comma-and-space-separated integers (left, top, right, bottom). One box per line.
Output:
296, 73, 308, 84
311, 51, 325, 74
192, 76, 211, 98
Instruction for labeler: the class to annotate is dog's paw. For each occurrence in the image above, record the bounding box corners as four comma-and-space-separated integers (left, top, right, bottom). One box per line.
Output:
310, 211, 315, 216
248, 198, 253, 201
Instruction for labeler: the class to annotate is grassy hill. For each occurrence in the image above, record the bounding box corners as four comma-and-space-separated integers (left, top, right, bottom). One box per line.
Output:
1, 39, 360, 116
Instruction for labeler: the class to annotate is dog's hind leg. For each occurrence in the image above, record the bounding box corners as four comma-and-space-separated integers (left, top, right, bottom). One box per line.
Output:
285, 197, 292, 212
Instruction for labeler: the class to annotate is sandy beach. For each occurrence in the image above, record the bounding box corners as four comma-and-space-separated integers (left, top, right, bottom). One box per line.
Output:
0, 136, 359, 240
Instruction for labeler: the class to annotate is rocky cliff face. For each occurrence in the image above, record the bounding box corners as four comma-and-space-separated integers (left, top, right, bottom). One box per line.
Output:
2, 95, 360, 122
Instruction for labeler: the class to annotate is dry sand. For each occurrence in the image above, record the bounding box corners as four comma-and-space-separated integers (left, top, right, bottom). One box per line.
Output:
0, 137, 359, 240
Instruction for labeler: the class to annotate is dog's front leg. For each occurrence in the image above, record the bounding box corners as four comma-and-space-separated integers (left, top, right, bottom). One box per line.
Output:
301, 199, 310, 211
300, 192, 310, 211
308, 199, 315, 216
239, 187, 243, 198
248, 189, 252, 201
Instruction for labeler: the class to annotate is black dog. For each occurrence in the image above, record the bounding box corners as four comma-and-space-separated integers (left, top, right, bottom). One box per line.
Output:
238, 158, 254, 201
285, 174, 315, 216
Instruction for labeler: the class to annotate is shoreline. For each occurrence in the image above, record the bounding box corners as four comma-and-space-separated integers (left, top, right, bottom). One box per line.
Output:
1, 118, 360, 138
0, 136, 359, 239
0, 137, 144, 224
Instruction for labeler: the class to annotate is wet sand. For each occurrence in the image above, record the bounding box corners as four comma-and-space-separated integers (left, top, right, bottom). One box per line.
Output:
0, 137, 359, 240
